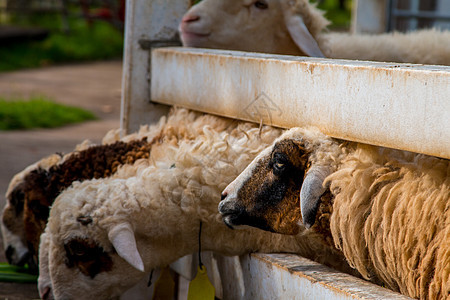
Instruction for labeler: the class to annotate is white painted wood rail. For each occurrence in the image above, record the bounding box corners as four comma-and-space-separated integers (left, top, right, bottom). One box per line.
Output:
151, 47, 450, 160
171, 253, 413, 300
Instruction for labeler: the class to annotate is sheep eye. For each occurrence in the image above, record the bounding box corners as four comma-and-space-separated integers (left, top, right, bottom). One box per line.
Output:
272, 154, 288, 173
274, 162, 286, 173
70, 244, 87, 256
275, 162, 285, 170
74, 249, 86, 256
254, 0, 268, 9
77, 216, 93, 226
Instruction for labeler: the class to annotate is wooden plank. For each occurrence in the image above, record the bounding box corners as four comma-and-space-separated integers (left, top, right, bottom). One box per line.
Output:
151, 47, 450, 159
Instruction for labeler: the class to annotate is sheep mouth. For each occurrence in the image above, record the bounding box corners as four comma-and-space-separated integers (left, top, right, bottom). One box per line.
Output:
221, 214, 236, 230
181, 30, 210, 37
180, 31, 211, 46
5, 245, 33, 268
40, 286, 53, 300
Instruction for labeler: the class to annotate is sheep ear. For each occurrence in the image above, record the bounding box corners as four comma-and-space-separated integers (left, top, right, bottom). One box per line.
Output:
300, 165, 332, 228
108, 223, 145, 272
282, 9, 324, 57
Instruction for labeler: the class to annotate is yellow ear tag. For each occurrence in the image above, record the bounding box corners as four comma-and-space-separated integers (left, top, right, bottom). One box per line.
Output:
152, 267, 175, 300
187, 265, 215, 300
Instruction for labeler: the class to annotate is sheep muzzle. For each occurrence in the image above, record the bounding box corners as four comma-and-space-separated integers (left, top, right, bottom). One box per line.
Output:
220, 139, 309, 235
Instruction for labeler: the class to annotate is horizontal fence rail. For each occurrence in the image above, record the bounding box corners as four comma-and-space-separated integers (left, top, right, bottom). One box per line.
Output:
170, 253, 413, 299
229, 254, 412, 299
151, 47, 450, 159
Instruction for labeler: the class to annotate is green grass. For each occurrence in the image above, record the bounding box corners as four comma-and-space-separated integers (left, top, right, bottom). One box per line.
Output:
0, 263, 37, 283
0, 96, 97, 130
0, 14, 123, 72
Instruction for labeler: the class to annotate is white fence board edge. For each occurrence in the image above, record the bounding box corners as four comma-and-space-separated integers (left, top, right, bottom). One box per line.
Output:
151, 47, 450, 159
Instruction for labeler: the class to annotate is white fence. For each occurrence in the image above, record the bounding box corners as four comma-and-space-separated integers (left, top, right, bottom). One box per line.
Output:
121, 0, 449, 299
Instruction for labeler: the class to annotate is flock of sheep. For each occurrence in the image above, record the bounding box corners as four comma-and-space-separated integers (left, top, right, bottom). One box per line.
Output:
1, 0, 449, 299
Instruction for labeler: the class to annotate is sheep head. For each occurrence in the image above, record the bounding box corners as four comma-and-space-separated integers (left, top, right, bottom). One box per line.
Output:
219, 128, 341, 234
1, 153, 62, 269
1, 182, 30, 267
39, 180, 148, 300
2, 138, 152, 274
179, 0, 328, 57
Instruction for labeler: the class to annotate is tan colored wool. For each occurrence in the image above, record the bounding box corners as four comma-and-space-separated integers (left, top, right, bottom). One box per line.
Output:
327, 145, 450, 299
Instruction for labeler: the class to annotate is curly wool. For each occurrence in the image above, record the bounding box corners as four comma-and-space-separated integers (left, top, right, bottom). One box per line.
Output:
43, 112, 306, 299
327, 144, 450, 299
3, 109, 200, 265
42, 111, 358, 299
4, 108, 219, 264
220, 125, 449, 299
52, 113, 284, 243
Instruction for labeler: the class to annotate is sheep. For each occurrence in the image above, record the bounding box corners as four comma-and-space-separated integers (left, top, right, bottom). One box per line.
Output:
38, 112, 357, 299
179, 0, 450, 65
1, 108, 229, 269
1, 153, 63, 268
1, 139, 109, 268
1, 137, 155, 269
219, 127, 450, 299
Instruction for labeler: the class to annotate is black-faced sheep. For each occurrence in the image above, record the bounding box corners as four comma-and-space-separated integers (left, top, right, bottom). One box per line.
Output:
219, 127, 450, 299
179, 0, 450, 65
38, 113, 357, 299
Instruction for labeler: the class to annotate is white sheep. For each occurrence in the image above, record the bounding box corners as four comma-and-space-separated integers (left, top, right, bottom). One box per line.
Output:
38, 111, 355, 299
219, 127, 450, 299
2, 108, 218, 269
179, 0, 450, 65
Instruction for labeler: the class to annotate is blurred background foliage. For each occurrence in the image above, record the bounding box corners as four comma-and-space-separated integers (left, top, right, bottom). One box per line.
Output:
0, 0, 352, 73
0, 0, 124, 72
317, 0, 352, 30
0, 0, 352, 130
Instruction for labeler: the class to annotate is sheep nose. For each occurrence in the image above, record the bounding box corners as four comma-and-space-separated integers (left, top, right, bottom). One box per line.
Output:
221, 192, 228, 201
40, 286, 52, 300
181, 14, 200, 24
218, 198, 238, 215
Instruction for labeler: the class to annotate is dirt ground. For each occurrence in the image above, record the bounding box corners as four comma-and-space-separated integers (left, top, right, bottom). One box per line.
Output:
0, 60, 123, 299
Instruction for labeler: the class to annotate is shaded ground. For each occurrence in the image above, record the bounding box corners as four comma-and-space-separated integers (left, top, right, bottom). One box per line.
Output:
0, 60, 123, 299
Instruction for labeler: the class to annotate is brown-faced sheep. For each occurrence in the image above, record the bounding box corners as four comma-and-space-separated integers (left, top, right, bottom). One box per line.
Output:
179, 0, 450, 65
1, 153, 62, 268
1, 138, 154, 269
38, 113, 357, 299
219, 127, 450, 299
